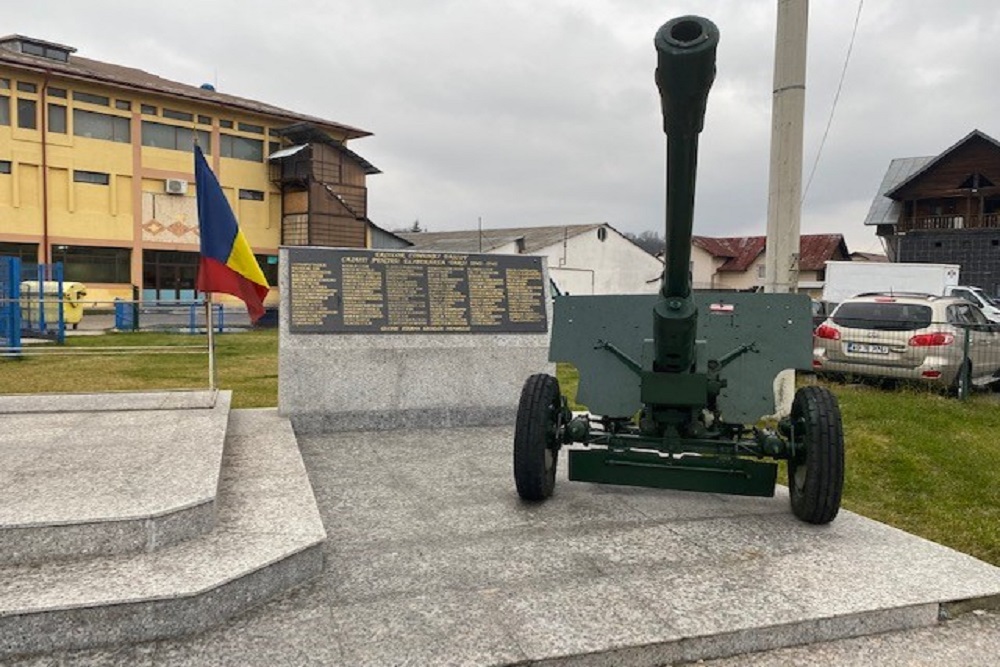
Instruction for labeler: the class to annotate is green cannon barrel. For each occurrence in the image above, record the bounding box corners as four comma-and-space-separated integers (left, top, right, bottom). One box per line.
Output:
652, 16, 718, 373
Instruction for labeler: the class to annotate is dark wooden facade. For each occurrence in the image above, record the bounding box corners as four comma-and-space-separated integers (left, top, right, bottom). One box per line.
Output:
885, 131, 1000, 294
271, 132, 376, 248
890, 133, 1000, 233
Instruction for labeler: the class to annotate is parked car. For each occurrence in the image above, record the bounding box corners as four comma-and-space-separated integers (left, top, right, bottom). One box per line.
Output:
812, 292, 1000, 392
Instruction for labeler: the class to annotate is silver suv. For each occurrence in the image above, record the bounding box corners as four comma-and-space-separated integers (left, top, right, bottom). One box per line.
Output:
812, 292, 1000, 391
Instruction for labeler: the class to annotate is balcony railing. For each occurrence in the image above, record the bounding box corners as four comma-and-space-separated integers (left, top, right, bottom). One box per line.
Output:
899, 213, 1000, 232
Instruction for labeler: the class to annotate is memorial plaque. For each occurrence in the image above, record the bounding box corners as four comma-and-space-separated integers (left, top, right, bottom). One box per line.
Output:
287, 247, 548, 334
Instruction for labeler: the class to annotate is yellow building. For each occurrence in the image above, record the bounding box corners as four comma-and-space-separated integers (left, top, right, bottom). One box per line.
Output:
0, 34, 398, 307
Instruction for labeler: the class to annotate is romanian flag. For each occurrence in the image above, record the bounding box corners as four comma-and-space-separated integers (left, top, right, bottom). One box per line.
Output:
194, 145, 269, 322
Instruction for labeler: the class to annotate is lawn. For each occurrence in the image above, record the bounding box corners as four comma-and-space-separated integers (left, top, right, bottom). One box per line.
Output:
0, 329, 278, 408
3, 329, 998, 566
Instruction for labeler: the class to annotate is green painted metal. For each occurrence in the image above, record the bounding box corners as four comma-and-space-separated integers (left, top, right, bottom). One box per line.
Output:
640, 370, 707, 406
568, 448, 778, 497
652, 16, 718, 374
550, 292, 813, 424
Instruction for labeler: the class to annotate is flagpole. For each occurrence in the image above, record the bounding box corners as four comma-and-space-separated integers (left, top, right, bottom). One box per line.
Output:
206, 292, 217, 391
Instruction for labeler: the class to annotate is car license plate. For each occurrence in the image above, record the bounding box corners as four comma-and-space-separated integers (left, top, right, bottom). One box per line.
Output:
846, 342, 889, 354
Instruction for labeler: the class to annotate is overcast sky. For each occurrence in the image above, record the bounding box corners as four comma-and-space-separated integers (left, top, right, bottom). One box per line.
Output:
7, 1, 1000, 253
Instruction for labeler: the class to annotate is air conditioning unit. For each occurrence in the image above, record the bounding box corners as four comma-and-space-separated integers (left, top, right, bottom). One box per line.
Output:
165, 178, 188, 195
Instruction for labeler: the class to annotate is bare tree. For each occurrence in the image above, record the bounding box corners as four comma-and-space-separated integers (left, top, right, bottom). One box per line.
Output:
394, 219, 424, 233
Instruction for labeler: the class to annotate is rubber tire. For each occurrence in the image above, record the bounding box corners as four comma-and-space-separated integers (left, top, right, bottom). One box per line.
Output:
789, 386, 844, 525
514, 373, 561, 501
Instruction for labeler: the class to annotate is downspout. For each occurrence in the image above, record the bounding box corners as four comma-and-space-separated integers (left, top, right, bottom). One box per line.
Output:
41, 70, 50, 264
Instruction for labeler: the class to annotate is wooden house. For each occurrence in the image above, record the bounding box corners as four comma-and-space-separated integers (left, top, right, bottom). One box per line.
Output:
864, 129, 1000, 292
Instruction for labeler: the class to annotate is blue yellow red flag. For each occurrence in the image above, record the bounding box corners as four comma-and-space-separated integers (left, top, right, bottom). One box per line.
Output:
193, 145, 269, 322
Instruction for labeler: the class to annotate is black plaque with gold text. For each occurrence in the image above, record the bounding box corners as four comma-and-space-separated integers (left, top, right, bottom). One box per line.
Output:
287, 247, 548, 334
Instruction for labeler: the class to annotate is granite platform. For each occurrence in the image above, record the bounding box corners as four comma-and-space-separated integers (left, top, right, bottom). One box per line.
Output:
0, 406, 326, 660
0, 391, 229, 563
10, 423, 996, 666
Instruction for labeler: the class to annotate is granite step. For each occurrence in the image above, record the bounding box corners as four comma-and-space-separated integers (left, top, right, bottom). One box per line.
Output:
0, 408, 326, 660
0, 390, 229, 564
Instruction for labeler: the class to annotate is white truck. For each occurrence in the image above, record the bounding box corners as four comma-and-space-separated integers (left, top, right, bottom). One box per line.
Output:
821, 261, 1000, 323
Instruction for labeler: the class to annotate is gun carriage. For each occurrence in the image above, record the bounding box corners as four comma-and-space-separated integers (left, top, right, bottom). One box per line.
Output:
513, 15, 844, 524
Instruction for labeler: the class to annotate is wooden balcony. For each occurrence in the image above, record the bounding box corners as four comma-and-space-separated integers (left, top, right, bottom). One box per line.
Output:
898, 213, 1000, 232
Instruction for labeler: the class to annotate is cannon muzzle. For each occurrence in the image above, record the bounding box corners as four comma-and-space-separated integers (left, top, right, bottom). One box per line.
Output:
652, 16, 718, 373
655, 16, 719, 136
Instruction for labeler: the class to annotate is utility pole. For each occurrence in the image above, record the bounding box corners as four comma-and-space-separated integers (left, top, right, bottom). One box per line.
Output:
764, 0, 808, 294
765, 0, 808, 417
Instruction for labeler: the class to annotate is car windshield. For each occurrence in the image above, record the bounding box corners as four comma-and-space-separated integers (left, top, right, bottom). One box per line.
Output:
831, 302, 933, 331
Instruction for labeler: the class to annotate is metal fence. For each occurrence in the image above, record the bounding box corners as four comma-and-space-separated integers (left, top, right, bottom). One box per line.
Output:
110, 301, 248, 334
0, 256, 21, 353
0, 300, 233, 394
812, 316, 1000, 398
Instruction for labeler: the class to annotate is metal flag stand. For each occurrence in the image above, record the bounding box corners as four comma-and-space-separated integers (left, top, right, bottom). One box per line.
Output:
205, 293, 217, 391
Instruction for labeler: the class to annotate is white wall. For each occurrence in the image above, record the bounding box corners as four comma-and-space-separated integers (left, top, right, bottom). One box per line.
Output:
690, 245, 718, 290
540, 228, 662, 295
709, 251, 824, 295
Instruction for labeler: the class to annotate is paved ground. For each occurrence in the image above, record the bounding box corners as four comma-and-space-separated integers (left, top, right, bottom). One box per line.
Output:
3, 425, 1000, 666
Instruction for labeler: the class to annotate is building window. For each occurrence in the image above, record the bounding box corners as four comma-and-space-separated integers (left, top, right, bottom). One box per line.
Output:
0, 242, 38, 275
0, 96, 9, 125
255, 254, 278, 286
47, 103, 67, 133
73, 109, 130, 142
73, 170, 110, 185
141, 120, 211, 154
757, 264, 767, 279
47, 86, 66, 98
221, 134, 263, 162
238, 122, 264, 134
596, 227, 608, 241
73, 91, 110, 106
141, 104, 157, 115
115, 99, 131, 111
52, 245, 131, 283
17, 98, 37, 129
0, 79, 8, 90
197, 114, 212, 125
219, 119, 233, 129
268, 141, 280, 156
162, 108, 193, 122
239, 189, 264, 201
19, 42, 70, 62
0, 160, 11, 174
16, 81, 37, 94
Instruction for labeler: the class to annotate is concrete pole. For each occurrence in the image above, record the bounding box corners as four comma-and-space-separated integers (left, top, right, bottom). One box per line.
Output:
765, 0, 808, 418
764, 0, 808, 294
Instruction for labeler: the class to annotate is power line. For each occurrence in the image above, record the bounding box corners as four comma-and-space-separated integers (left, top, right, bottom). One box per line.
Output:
802, 0, 864, 204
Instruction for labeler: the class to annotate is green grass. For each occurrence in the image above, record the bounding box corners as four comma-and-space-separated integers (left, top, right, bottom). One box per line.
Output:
0, 329, 278, 408
3, 333, 999, 565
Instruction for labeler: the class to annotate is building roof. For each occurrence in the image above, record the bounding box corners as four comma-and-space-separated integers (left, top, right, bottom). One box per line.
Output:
398, 223, 610, 254
0, 35, 371, 140
862, 156, 934, 226
692, 234, 848, 272
864, 129, 1000, 226
885, 129, 1000, 198
271, 124, 381, 174
849, 251, 888, 262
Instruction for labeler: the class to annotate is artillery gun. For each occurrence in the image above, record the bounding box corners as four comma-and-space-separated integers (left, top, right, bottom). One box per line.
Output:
514, 15, 844, 524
